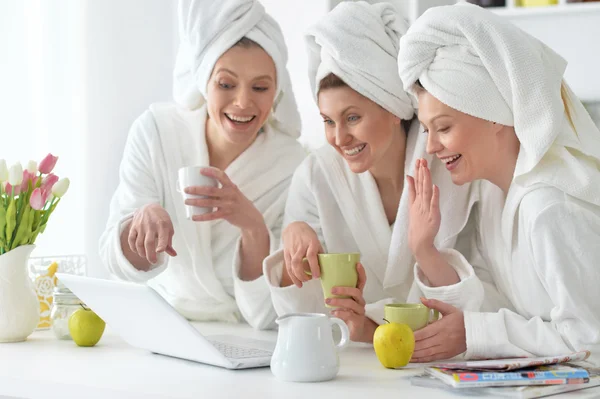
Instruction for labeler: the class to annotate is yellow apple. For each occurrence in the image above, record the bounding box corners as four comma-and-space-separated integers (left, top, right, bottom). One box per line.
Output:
373, 322, 415, 369
68, 305, 106, 347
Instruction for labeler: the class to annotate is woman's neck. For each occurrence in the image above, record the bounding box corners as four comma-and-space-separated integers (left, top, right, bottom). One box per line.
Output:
369, 130, 407, 193
487, 127, 520, 195
369, 130, 407, 225
205, 116, 255, 171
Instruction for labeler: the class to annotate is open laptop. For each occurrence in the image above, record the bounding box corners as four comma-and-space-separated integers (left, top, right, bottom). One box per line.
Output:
56, 273, 274, 369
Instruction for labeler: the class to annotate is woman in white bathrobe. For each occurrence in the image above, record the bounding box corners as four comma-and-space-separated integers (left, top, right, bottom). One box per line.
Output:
398, 3, 600, 364
99, 0, 305, 326
261, 1, 504, 342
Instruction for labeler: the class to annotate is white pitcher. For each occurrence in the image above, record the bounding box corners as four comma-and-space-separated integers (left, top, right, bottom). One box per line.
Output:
270, 313, 349, 382
0, 245, 40, 342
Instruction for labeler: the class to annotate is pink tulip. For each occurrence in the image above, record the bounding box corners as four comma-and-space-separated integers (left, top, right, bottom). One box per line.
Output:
38, 153, 58, 174
4, 182, 11, 195
20, 170, 35, 192
41, 173, 59, 192
42, 187, 53, 203
30, 188, 45, 210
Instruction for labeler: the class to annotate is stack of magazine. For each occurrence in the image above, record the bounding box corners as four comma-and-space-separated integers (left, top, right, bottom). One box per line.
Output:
411, 350, 600, 398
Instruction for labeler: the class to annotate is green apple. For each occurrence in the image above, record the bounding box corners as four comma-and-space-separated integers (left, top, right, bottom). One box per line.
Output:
68, 305, 106, 347
373, 322, 415, 369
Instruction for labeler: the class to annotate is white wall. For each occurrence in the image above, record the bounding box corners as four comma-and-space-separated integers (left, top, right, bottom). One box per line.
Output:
0, 1, 177, 277
261, 0, 331, 149
503, 12, 600, 103
0, 0, 86, 259
83, 0, 177, 277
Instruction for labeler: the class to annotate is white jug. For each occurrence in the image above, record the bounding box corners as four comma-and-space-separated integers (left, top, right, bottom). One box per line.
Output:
270, 313, 349, 382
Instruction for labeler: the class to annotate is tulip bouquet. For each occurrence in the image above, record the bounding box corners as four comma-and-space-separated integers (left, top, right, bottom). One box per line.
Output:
0, 154, 70, 255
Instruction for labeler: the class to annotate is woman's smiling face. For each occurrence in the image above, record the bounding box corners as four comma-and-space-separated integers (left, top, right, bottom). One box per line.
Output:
205, 43, 277, 146
417, 89, 504, 186
318, 85, 401, 174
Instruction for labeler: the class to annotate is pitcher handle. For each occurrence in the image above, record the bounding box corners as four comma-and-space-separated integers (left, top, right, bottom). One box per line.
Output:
430, 309, 440, 323
329, 317, 349, 351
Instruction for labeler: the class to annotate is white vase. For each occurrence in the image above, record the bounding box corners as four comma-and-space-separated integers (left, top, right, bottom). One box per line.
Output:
0, 245, 40, 342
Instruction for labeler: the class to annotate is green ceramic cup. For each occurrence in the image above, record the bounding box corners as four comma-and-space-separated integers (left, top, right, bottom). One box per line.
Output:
304, 253, 360, 308
384, 303, 440, 331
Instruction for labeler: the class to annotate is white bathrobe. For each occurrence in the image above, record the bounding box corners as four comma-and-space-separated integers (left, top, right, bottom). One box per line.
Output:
262, 122, 501, 324
99, 104, 306, 325
414, 165, 600, 365
399, 3, 600, 364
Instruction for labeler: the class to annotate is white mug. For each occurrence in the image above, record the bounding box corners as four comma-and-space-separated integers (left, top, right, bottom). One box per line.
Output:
177, 166, 218, 219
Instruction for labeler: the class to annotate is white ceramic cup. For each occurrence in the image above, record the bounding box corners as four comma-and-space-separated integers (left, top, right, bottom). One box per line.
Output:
177, 166, 218, 219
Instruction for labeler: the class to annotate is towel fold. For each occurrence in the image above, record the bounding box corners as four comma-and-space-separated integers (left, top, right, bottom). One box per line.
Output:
397, 3, 600, 206
173, 0, 301, 137
305, 1, 415, 120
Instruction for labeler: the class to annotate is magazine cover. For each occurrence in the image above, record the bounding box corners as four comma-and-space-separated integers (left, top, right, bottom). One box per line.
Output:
425, 364, 589, 388
412, 363, 600, 399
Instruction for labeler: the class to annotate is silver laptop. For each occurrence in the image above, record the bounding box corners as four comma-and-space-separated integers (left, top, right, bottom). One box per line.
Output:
56, 273, 274, 369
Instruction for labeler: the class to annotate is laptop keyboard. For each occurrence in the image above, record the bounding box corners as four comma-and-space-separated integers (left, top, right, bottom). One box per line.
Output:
209, 340, 273, 359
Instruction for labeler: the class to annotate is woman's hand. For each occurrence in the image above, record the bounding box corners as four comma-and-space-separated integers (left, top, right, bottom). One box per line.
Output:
407, 159, 441, 259
329, 263, 377, 343
281, 221, 323, 288
126, 203, 177, 267
411, 298, 467, 362
407, 159, 460, 286
184, 167, 265, 232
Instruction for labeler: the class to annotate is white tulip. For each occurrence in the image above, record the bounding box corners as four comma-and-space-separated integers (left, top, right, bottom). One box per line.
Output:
52, 178, 70, 197
0, 160, 7, 182
8, 162, 23, 186
26, 160, 38, 174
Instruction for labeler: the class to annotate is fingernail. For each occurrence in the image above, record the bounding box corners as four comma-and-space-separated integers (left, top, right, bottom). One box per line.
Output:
331, 288, 338, 294
326, 298, 332, 304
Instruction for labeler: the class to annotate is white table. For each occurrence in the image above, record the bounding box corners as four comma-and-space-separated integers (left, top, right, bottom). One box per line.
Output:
1, 323, 599, 399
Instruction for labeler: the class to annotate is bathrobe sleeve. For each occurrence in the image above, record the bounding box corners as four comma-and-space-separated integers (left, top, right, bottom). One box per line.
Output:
231, 226, 284, 330
411, 185, 513, 312
263, 158, 330, 317
99, 110, 169, 282
229, 141, 307, 330
412, 223, 512, 312
464, 199, 600, 361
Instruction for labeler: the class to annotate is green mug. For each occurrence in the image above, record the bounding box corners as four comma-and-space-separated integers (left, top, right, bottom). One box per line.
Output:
384, 303, 440, 331
303, 253, 360, 308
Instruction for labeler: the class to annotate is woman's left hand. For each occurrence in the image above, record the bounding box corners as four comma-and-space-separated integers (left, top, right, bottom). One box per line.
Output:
329, 263, 377, 343
411, 298, 467, 362
184, 167, 264, 231
407, 159, 441, 259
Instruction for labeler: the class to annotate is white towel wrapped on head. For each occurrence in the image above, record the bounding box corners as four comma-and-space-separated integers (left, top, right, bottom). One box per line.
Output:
397, 3, 600, 206
173, 0, 301, 137
305, 1, 416, 120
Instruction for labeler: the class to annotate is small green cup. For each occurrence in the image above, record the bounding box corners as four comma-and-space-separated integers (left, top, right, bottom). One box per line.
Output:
384, 303, 440, 331
304, 253, 359, 308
